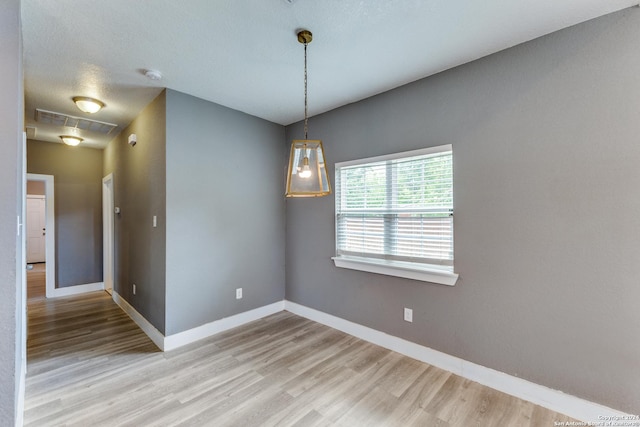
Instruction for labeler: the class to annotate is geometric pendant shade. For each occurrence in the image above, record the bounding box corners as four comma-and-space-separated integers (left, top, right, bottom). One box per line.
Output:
286, 139, 331, 197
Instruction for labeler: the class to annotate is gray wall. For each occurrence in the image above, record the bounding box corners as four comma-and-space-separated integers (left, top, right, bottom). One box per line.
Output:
165, 89, 285, 336
27, 140, 104, 288
104, 91, 167, 334
285, 8, 640, 413
0, 0, 24, 424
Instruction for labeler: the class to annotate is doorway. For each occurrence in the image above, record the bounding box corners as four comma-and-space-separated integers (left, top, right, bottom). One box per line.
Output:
25, 174, 55, 298
26, 194, 46, 300
102, 174, 114, 294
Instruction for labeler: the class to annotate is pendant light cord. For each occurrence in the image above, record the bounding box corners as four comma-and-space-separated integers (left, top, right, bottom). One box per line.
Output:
303, 41, 308, 140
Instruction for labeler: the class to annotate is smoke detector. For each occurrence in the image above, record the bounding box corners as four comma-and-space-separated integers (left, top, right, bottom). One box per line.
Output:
144, 69, 163, 81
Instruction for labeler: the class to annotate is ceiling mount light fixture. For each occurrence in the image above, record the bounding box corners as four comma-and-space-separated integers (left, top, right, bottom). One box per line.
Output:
285, 30, 331, 198
59, 135, 83, 146
72, 96, 104, 114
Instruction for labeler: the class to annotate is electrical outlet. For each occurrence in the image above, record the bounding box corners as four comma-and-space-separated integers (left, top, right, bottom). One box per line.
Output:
404, 308, 413, 323
152, 215, 157, 228
133, 284, 136, 295
236, 288, 242, 299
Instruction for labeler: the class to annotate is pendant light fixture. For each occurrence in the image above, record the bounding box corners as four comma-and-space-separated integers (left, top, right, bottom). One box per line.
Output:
285, 30, 331, 198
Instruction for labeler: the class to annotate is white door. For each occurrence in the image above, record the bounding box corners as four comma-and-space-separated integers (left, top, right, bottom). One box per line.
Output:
27, 195, 46, 263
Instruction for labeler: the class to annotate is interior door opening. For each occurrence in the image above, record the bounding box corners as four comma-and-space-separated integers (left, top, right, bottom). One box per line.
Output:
26, 193, 46, 299
25, 174, 55, 298
103, 174, 114, 295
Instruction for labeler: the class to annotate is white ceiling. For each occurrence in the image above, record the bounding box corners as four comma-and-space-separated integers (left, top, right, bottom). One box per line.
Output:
22, 0, 638, 149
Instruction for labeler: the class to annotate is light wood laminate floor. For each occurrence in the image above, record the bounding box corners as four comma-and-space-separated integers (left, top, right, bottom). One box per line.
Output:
27, 262, 46, 300
25, 291, 577, 426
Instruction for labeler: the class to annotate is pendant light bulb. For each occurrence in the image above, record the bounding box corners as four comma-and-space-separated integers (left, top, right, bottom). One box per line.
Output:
299, 156, 312, 178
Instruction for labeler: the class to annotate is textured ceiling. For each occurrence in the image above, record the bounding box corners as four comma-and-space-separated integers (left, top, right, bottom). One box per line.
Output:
22, 0, 638, 148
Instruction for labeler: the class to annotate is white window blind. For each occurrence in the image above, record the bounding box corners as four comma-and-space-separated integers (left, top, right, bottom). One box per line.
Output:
335, 145, 453, 270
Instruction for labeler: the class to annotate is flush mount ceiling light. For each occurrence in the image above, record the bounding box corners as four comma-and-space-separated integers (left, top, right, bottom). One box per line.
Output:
59, 135, 83, 146
285, 30, 331, 198
72, 96, 104, 114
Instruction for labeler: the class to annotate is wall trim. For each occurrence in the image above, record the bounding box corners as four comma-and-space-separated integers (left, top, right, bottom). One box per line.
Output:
112, 292, 285, 353
112, 291, 165, 351
283, 300, 631, 423
50, 282, 104, 298
164, 301, 285, 351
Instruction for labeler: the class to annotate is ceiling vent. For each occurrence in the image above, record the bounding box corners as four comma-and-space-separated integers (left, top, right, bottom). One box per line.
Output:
35, 109, 118, 135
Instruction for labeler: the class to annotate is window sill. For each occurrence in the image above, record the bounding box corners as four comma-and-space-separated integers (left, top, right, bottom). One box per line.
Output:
332, 256, 458, 286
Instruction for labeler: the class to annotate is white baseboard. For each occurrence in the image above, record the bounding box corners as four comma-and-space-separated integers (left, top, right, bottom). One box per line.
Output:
164, 301, 285, 351
51, 281, 104, 298
112, 293, 285, 353
112, 291, 165, 351
284, 300, 631, 423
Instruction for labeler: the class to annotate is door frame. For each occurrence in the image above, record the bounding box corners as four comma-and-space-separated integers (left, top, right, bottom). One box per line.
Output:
102, 173, 114, 294
26, 173, 55, 298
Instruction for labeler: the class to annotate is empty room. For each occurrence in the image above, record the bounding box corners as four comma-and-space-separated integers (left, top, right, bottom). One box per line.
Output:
1, 0, 640, 426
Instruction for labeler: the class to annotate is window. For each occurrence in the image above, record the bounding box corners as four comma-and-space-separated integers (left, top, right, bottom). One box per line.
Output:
333, 144, 458, 286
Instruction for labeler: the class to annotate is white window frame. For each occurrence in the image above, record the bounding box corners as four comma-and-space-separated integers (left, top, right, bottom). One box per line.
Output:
332, 144, 458, 286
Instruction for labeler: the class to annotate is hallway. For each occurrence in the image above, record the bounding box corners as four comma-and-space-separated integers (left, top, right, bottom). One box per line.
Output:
25, 291, 160, 425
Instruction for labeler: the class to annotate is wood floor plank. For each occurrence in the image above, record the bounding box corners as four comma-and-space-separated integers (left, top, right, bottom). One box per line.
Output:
24, 288, 581, 426
26, 263, 46, 300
